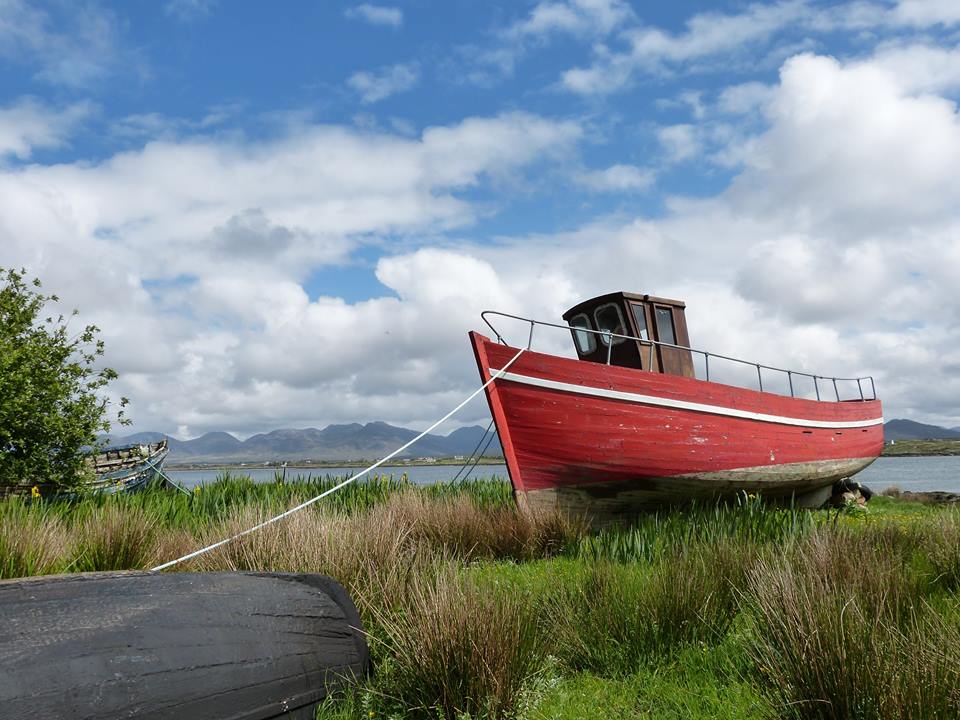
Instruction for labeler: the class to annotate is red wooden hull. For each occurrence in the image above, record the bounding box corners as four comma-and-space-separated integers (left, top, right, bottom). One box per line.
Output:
470, 332, 884, 518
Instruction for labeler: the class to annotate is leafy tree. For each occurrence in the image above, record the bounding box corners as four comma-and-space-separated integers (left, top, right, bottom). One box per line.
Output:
0, 268, 128, 491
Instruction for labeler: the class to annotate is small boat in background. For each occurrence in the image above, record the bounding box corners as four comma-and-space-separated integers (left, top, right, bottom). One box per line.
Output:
471, 291, 883, 523
84, 439, 170, 494
0, 440, 171, 498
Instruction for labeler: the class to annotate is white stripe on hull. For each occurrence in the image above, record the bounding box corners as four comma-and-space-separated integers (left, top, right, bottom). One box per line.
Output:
490, 368, 883, 430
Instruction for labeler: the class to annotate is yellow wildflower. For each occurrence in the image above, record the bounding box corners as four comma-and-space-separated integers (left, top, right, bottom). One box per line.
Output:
30, 485, 41, 498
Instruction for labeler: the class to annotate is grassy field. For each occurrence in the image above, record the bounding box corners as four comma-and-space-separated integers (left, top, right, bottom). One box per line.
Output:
2, 475, 960, 719
882, 438, 960, 455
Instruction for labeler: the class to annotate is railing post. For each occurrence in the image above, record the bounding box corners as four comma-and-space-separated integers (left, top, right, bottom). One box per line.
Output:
787, 371, 794, 398
870, 377, 876, 400
757, 365, 763, 392
833, 378, 839, 401
527, 321, 535, 349
813, 376, 820, 401
857, 378, 864, 401
606, 333, 613, 365
705, 353, 710, 382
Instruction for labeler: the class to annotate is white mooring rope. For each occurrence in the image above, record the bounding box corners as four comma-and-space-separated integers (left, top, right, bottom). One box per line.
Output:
149, 345, 525, 572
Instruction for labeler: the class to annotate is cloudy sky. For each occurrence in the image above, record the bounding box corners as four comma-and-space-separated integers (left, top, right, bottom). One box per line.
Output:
1, 0, 959, 438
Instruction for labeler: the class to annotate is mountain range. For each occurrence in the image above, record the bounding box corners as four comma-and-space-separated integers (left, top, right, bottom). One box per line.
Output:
882, 419, 960, 441
102, 422, 502, 464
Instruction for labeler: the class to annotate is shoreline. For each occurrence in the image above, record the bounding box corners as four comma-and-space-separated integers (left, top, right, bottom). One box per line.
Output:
165, 457, 506, 472
881, 439, 960, 457
165, 449, 960, 470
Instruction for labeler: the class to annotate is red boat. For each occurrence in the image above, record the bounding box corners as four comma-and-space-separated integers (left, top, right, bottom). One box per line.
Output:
470, 291, 883, 521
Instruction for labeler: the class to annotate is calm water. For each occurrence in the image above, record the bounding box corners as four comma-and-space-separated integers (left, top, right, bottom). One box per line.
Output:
166, 456, 960, 493
166, 464, 509, 489
855, 456, 960, 493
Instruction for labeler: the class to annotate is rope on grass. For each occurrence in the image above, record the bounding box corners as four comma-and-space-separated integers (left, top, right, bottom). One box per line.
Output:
143, 457, 192, 495
449, 418, 495, 484
149, 345, 526, 572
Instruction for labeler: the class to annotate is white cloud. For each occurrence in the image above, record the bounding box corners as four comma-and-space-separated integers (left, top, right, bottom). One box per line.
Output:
575, 163, 654, 192
730, 52, 960, 232
657, 124, 701, 162
164, 0, 217, 22
0, 112, 582, 434
0, 98, 92, 159
459, 0, 632, 87
863, 43, 960, 94
893, 0, 960, 27
718, 81, 776, 115
0, 0, 125, 88
558, 0, 960, 96
505, 0, 633, 39
344, 4, 403, 28
348, 63, 420, 103
562, 0, 811, 94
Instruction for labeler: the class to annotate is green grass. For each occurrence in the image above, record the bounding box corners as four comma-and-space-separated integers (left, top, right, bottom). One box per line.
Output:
3, 476, 960, 719
882, 439, 960, 455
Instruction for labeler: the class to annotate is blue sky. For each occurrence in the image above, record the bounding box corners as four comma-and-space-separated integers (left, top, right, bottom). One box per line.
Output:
2, 0, 960, 436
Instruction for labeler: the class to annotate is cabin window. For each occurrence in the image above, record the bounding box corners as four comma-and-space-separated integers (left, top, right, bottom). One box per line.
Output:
568, 314, 597, 354
655, 306, 676, 345
630, 303, 650, 341
594, 303, 627, 345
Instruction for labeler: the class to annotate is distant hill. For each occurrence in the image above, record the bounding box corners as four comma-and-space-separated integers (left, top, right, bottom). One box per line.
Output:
101, 422, 502, 464
884, 419, 960, 441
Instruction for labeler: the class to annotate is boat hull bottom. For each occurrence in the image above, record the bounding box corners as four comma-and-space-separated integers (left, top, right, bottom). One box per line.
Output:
515, 456, 876, 525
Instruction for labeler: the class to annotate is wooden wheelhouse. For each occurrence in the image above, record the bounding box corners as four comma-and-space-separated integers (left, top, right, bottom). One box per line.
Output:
562, 291, 695, 377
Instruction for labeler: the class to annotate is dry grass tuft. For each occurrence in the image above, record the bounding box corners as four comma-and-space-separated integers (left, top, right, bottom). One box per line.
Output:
374, 567, 548, 719
0, 501, 70, 578
924, 510, 960, 591
391, 491, 584, 562
747, 526, 960, 719
71, 504, 158, 572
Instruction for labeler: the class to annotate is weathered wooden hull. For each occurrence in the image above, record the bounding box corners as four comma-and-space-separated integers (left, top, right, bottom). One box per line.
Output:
470, 332, 883, 520
0, 441, 170, 498
0, 571, 370, 720
86, 440, 170, 494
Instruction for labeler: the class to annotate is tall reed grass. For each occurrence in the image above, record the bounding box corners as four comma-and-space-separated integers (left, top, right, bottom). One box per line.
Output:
0, 498, 69, 577
576, 493, 816, 563
549, 539, 749, 674
747, 526, 960, 719
374, 568, 549, 719
3, 477, 960, 719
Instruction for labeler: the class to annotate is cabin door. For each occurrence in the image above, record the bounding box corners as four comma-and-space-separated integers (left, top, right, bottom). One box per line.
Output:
652, 305, 695, 377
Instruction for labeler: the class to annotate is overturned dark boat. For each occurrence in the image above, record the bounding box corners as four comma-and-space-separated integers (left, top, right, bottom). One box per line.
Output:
0, 571, 370, 719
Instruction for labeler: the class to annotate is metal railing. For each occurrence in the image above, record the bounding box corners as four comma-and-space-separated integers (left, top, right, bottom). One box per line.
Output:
480, 310, 877, 402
